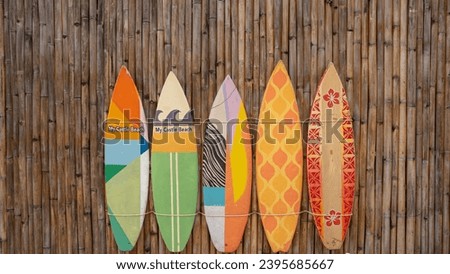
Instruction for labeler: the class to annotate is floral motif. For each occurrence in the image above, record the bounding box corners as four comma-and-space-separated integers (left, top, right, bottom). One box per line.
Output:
323, 89, 339, 108
325, 210, 341, 226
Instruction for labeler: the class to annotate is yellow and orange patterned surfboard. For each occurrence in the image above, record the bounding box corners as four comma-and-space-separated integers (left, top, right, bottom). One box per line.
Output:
307, 62, 356, 250
256, 61, 302, 252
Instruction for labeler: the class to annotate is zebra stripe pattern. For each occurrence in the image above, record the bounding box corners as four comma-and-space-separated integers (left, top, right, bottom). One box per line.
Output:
202, 122, 226, 188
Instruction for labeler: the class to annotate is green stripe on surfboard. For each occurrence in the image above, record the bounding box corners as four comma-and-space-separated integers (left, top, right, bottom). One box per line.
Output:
105, 164, 127, 182
108, 206, 133, 251
106, 156, 141, 250
152, 152, 198, 252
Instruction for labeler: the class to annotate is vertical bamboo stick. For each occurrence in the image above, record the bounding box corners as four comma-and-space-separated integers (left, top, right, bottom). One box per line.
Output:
54, 0, 66, 253
81, 0, 93, 254
88, 0, 98, 253
406, 0, 417, 254
414, 0, 424, 254
365, 0, 377, 254
217, 0, 225, 83
0, 0, 6, 254
350, 0, 362, 255
374, 0, 384, 254
15, 0, 29, 254
302, 0, 314, 254
391, 0, 401, 254
141, 0, 151, 255
397, 0, 408, 254
199, 0, 210, 255
249, 0, 259, 255
420, 0, 431, 254
24, 0, 34, 254
4, 0, 15, 254
382, 0, 393, 254
63, 0, 76, 254
96, 0, 106, 254
191, 0, 201, 254
427, 0, 439, 254
257, 0, 266, 254
130, 0, 142, 255
241, 0, 252, 254
73, 0, 85, 255
149, 0, 159, 254
357, 0, 369, 254
442, 0, 450, 254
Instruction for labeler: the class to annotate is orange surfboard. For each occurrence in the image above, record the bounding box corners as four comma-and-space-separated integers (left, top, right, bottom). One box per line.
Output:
256, 61, 302, 252
307, 62, 356, 250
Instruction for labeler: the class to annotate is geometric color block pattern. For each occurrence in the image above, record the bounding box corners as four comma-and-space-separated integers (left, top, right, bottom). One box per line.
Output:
151, 71, 198, 253
202, 76, 252, 253
307, 62, 355, 250
104, 66, 149, 251
256, 61, 302, 253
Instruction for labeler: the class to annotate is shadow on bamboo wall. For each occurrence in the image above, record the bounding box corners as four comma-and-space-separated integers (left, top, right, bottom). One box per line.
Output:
0, 0, 449, 254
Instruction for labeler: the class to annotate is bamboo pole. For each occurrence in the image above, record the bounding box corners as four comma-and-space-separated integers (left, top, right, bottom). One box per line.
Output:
442, 0, 450, 254
257, 0, 266, 254
63, 0, 76, 254
249, 0, 259, 255
296, 0, 308, 255
382, 0, 393, 254
302, 0, 314, 254
420, 0, 431, 254
24, 0, 34, 254
201, 0, 210, 255
406, 0, 417, 254
191, 0, 201, 254
427, 0, 439, 254
391, 0, 401, 254
415, 0, 424, 254
397, 0, 408, 254
148, 0, 158, 254
365, 0, 377, 254
357, 0, 369, 254
240, 0, 251, 255
0, 0, 6, 254
374, 0, 384, 254
54, 0, 66, 253
141, 0, 150, 255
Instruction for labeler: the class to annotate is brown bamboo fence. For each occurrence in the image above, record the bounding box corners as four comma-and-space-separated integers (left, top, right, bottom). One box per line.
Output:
0, 0, 449, 254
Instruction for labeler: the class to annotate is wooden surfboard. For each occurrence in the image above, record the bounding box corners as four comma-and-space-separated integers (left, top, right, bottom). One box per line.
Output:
104, 66, 149, 251
256, 61, 302, 252
202, 76, 252, 253
151, 71, 198, 252
307, 62, 356, 250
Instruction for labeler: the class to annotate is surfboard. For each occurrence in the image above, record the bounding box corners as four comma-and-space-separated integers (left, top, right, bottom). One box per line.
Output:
256, 61, 302, 252
104, 66, 149, 251
307, 62, 356, 250
151, 71, 198, 252
202, 76, 252, 253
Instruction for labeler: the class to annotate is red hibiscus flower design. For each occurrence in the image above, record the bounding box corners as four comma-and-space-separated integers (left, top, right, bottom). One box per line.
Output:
323, 89, 340, 108
325, 210, 341, 226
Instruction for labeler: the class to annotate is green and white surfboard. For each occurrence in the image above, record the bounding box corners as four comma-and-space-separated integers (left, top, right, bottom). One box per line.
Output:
151, 72, 199, 252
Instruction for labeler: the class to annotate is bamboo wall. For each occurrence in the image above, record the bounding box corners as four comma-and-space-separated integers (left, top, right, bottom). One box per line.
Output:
0, 0, 449, 254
